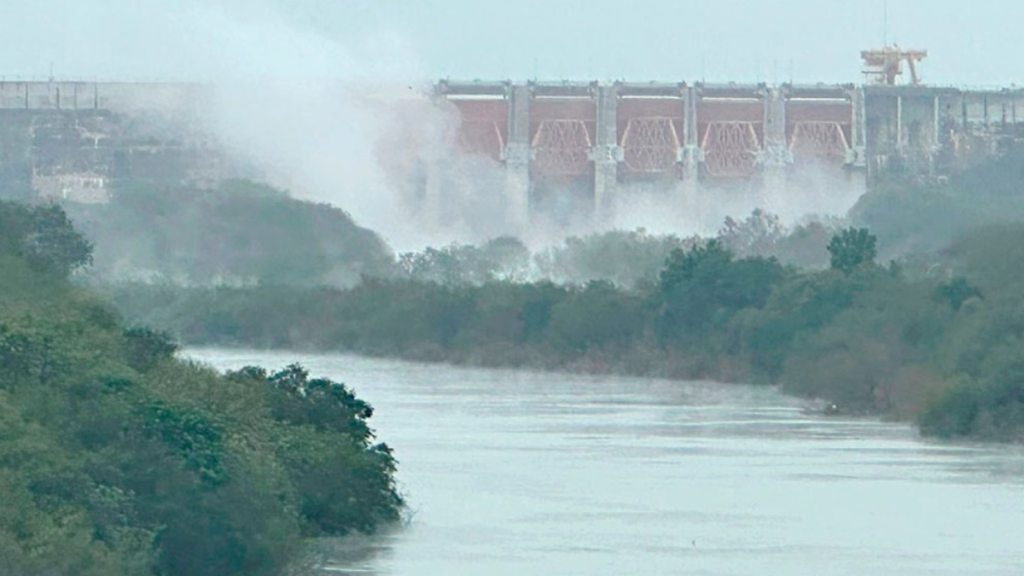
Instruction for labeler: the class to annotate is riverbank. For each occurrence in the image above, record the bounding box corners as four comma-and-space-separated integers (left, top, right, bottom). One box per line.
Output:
190, 347, 1024, 576
0, 200, 403, 576
103, 223, 1024, 443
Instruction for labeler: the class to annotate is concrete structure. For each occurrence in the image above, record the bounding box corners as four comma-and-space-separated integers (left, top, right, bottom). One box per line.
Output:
436, 80, 1024, 214
864, 86, 1024, 180
0, 80, 230, 202
2, 78, 1023, 216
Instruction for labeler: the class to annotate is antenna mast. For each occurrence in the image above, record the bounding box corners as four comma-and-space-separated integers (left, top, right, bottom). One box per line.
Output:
883, 0, 888, 47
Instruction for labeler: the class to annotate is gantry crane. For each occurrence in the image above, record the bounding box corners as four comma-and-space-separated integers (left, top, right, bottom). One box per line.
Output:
861, 46, 928, 86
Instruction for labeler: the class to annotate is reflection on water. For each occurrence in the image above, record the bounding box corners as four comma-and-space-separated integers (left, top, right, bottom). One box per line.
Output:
188, 349, 1024, 576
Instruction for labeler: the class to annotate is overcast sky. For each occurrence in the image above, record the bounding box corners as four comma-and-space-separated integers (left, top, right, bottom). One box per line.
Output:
1, 0, 1020, 86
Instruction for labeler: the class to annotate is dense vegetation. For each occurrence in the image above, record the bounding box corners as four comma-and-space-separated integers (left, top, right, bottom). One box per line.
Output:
850, 148, 1024, 259
107, 232, 894, 392
65, 180, 395, 287
109, 149, 1024, 442
0, 200, 401, 575
392, 212, 839, 289
24, 172, 840, 291
17, 150, 1024, 454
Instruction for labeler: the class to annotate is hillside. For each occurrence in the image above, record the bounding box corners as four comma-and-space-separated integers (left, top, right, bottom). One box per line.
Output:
66, 180, 396, 287
0, 200, 402, 576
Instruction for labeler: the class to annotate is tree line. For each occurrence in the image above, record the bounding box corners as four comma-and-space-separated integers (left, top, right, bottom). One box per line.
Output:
110, 216, 1024, 441
0, 200, 402, 576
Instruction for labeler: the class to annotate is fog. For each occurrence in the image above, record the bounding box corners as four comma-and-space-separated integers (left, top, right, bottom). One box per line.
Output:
2, 0, 877, 253
212, 81, 867, 251
8, 5, 1024, 576
189, 0, 868, 253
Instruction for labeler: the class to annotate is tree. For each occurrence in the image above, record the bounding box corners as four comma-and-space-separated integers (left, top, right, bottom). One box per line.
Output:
122, 327, 179, 372
827, 227, 877, 275
656, 241, 786, 341
0, 198, 404, 576
228, 364, 402, 536
24, 203, 94, 275
935, 277, 983, 311
65, 181, 395, 287
659, 239, 733, 294
718, 209, 786, 257
399, 237, 530, 285
0, 201, 92, 277
534, 230, 696, 289
546, 281, 643, 353
265, 363, 375, 440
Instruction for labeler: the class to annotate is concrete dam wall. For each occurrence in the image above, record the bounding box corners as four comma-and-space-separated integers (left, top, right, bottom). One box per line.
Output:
432, 81, 1024, 216
1, 79, 1022, 218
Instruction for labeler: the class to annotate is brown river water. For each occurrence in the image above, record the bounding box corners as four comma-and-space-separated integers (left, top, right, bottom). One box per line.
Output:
188, 349, 1024, 576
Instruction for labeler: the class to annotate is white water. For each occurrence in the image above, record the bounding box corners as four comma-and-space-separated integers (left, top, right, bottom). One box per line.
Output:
189, 349, 1024, 576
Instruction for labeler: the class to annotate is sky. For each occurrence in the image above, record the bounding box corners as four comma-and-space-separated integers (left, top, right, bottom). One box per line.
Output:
1, 0, 1019, 248
1, 0, 1022, 87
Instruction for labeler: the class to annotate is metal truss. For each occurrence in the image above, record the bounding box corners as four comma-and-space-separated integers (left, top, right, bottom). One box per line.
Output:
700, 121, 761, 178
531, 120, 593, 176
789, 121, 850, 165
621, 117, 681, 173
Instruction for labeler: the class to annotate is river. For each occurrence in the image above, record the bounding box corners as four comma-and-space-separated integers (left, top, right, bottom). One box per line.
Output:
188, 348, 1024, 576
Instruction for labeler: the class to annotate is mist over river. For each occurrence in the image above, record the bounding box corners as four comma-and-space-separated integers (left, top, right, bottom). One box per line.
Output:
188, 349, 1024, 576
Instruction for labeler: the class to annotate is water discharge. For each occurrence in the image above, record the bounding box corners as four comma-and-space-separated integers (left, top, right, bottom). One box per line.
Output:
190, 349, 1024, 576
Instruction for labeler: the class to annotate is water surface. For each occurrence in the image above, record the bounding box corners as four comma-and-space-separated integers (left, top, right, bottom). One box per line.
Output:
188, 349, 1024, 576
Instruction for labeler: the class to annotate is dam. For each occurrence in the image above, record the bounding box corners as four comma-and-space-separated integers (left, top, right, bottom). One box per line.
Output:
1, 49, 1022, 217
432, 79, 1024, 216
